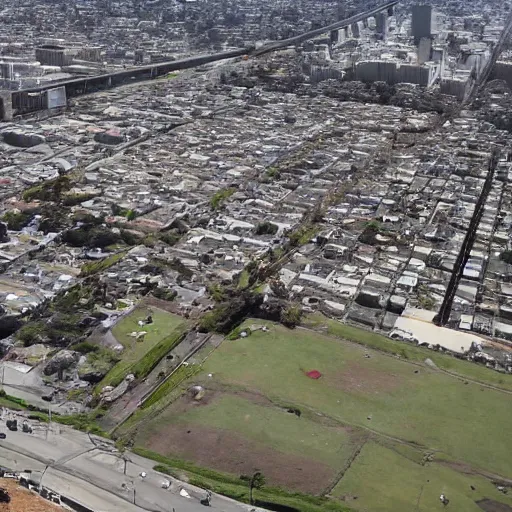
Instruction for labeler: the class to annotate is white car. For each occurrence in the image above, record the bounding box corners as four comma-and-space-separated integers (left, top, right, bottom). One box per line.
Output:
390, 328, 418, 344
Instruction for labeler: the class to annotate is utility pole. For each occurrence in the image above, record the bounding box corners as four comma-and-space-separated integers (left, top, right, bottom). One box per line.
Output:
46, 401, 52, 440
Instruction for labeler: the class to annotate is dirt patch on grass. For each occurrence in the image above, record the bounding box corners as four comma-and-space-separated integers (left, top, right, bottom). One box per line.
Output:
477, 499, 512, 512
144, 296, 189, 316
440, 460, 512, 486
326, 362, 403, 395
144, 423, 335, 493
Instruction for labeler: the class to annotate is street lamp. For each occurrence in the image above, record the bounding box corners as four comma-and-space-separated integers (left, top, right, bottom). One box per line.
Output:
41, 394, 53, 440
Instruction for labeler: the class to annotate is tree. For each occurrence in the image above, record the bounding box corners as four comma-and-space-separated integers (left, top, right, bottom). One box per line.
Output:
280, 304, 302, 328
249, 471, 265, 505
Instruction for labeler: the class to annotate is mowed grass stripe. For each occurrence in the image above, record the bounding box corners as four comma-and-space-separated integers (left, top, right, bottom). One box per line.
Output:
308, 314, 512, 392
197, 321, 512, 478
333, 441, 512, 512
163, 394, 359, 469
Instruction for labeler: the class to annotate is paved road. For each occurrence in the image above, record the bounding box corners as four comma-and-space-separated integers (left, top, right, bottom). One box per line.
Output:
0, 411, 266, 512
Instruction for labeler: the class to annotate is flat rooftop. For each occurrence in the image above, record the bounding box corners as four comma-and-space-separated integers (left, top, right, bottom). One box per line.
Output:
0, 478, 63, 512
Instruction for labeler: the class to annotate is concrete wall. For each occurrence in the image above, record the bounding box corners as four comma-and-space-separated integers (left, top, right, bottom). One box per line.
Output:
355, 60, 397, 83
396, 63, 433, 86
355, 60, 435, 86
35, 47, 73, 67
0, 92, 13, 121
306, 64, 344, 83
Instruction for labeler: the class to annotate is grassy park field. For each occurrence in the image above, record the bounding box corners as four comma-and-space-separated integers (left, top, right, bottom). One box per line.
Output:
123, 318, 512, 511
97, 305, 186, 389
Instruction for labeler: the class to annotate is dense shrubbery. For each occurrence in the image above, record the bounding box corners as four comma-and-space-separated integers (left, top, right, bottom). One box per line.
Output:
22, 176, 72, 202
1, 210, 35, 230
280, 304, 302, 328
16, 314, 83, 347
199, 291, 264, 334
159, 230, 181, 246
500, 250, 512, 265
255, 221, 279, 236
210, 187, 236, 210
152, 287, 177, 302
62, 226, 122, 248
80, 252, 126, 277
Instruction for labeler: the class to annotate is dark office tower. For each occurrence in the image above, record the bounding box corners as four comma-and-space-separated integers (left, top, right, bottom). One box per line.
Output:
411, 4, 432, 45
376, 12, 389, 40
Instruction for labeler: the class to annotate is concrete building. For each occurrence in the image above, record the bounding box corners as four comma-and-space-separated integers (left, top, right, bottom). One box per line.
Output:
417, 37, 432, 64
355, 59, 439, 86
375, 12, 389, 40
411, 4, 433, 44
35, 45, 73, 67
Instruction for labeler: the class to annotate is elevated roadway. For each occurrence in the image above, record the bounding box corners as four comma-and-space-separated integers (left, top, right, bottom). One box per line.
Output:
4, 1, 399, 118
253, 0, 398, 56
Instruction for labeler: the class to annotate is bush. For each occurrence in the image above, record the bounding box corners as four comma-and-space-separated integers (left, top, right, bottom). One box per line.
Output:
255, 221, 279, 236
80, 252, 126, 277
51, 285, 93, 312
17, 314, 83, 347
500, 250, 512, 265
287, 224, 317, 247
120, 229, 141, 246
208, 284, 228, 302
198, 292, 264, 334
71, 212, 105, 226
280, 305, 302, 328
266, 167, 281, 179
359, 220, 383, 245
88, 228, 122, 248
210, 187, 236, 210
159, 231, 181, 246
62, 193, 98, 206
168, 258, 194, 279
152, 287, 177, 302
62, 226, 121, 248
38, 205, 69, 234
22, 176, 72, 202
35, 411, 108, 436
71, 341, 99, 354
142, 364, 199, 409
125, 210, 137, 221
16, 320, 50, 346
1, 210, 34, 231
130, 327, 186, 379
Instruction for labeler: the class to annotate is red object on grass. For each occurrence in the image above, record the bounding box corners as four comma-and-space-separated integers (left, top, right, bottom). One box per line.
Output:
306, 370, 322, 379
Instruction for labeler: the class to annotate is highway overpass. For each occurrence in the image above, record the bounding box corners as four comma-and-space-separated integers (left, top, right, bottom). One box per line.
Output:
0, 0, 399, 120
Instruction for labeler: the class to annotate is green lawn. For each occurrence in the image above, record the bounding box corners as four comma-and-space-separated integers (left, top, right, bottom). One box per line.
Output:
196, 321, 512, 478
333, 441, 512, 512
124, 319, 512, 510
97, 306, 186, 388
140, 394, 358, 470
307, 314, 512, 391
